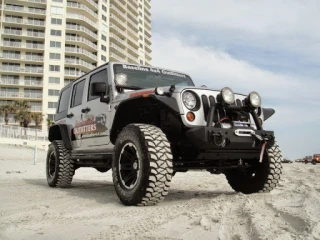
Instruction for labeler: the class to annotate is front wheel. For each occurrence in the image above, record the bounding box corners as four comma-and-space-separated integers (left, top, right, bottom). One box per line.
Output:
225, 141, 283, 194
312, 159, 317, 165
112, 124, 173, 206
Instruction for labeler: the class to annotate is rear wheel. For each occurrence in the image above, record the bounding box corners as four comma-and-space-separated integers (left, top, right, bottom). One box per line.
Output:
46, 140, 74, 188
113, 124, 173, 206
312, 159, 317, 165
225, 141, 283, 194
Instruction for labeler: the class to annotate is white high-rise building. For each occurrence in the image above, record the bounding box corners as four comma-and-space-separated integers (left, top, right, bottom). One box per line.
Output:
0, 0, 152, 130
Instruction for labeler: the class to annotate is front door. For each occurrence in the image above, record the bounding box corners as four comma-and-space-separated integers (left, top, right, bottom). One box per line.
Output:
80, 68, 113, 152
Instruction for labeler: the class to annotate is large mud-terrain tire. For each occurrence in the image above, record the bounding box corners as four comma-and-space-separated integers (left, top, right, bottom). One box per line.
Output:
311, 159, 317, 165
225, 141, 283, 194
112, 124, 173, 206
46, 140, 74, 188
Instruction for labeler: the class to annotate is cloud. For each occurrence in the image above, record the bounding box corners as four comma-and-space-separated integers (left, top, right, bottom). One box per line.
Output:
150, 34, 320, 159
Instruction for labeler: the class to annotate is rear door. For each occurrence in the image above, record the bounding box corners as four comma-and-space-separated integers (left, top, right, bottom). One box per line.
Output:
80, 67, 112, 151
68, 78, 87, 149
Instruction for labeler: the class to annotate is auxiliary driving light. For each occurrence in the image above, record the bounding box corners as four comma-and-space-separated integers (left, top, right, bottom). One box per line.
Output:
219, 87, 235, 105
246, 91, 262, 108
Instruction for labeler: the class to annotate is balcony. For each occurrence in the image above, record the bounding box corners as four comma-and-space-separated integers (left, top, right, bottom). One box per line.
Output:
144, 13, 151, 23
19, 0, 46, 4
109, 33, 126, 48
2, 41, 45, 50
24, 80, 43, 87
0, 91, 42, 99
127, 26, 139, 40
2, 29, 45, 38
144, 0, 151, 9
0, 66, 43, 74
64, 69, 86, 78
110, 43, 127, 57
145, 51, 152, 61
110, 23, 126, 38
65, 47, 97, 61
111, 0, 126, 13
31, 106, 42, 112
65, 35, 97, 51
110, 14, 127, 30
78, 0, 98, 10
144, 20, 151, 31
144, 4, 151, 16
110, 53, 125, 63
66, 24, 98, 40
65, 58, 95, 70
127, 34, 139, 49
2, 5, 46, 15
67, 2, 98, 19
127, 1, 138, 15
127, 52, 139, 64
67, 13, 98, 30
0, 53, 44, 62
110, 4, 126, 22
127, 17, 139, 32
127, 44, 139, 57
145, 35, 151, 46
0, 78, 20, 85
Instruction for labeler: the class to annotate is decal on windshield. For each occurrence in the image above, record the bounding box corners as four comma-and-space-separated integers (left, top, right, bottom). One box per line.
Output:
122, 64, 187, 78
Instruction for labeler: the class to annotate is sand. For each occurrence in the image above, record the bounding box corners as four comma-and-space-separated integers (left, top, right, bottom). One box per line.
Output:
0, 144, 319, 240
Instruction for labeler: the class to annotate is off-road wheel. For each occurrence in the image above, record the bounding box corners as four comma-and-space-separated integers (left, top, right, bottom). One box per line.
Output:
46, 140, 74, 188
113, 124, 173, 206
225, 141, 283, 194
312, 159, 317, 165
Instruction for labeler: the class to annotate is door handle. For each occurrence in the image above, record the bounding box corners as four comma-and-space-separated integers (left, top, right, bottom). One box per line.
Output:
81, 107, 91, 113
67, 113, 74, 118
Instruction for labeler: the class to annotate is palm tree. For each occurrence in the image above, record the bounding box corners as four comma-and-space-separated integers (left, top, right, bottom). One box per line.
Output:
0, 104, 15, 125
31, 112, 43, 128
14, 110, 32, 128
13, 100, 31, 112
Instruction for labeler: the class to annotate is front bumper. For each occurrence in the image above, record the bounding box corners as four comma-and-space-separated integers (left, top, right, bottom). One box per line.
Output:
184, 103, 275, 160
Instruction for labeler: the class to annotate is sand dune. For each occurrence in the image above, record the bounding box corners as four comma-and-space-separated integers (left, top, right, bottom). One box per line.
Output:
0, 144, 319, 240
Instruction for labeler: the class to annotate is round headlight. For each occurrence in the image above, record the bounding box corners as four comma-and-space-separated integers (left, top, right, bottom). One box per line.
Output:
221, 87, 235, 105
182, 91, 197, 110
249, 91, 261, 108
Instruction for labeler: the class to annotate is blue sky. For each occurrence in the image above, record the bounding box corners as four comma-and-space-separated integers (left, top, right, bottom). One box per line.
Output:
149, 0, 320, 160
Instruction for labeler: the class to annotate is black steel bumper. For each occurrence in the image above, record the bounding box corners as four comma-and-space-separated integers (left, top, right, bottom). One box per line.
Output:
185, 103, 275, 160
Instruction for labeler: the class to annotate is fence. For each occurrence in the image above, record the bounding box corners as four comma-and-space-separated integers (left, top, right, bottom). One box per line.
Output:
0, 125, 48, 141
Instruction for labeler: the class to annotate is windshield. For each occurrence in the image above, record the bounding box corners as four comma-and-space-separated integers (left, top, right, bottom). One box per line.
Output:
113, 64, 195, 89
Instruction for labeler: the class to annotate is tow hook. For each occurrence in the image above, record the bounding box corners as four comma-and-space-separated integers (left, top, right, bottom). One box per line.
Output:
250, 133, 275, 163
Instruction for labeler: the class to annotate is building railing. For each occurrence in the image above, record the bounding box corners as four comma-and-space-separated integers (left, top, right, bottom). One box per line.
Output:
65, 47, 97, 61
65, 58, 95, 70
0, 91, 42, 98
110, 43, 126, 56
110, 53, 125, 62
67, 13, 98, 29
67, 2, 98, 18
65, 35, 97, 50
66, 24, 98, 39
0, 78, 19, 85
2, 29, 45, 38
64, 69, 86, 77
0, 125, 48, 141
3, 5, 46, 15
110, 14, 127, 29
1, 41, 44, 49
3, 17, 45, 26
0, 66, 43, 74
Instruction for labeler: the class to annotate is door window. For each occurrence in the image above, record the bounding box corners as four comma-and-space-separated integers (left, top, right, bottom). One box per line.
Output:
88, 69, 108, 101
70, 79, 85, 108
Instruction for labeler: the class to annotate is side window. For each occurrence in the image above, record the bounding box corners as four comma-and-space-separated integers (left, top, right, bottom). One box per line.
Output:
88, 69, 108, 101
70, 79, 85, 108
57, 87, 71, 113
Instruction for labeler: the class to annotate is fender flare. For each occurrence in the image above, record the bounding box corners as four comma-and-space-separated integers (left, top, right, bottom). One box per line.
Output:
48, 124, 73, 150
110, 95, 180, 144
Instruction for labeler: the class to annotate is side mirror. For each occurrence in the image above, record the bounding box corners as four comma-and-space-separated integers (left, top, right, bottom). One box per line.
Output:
91, 82, 107, 96
91, 82, 110, 104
